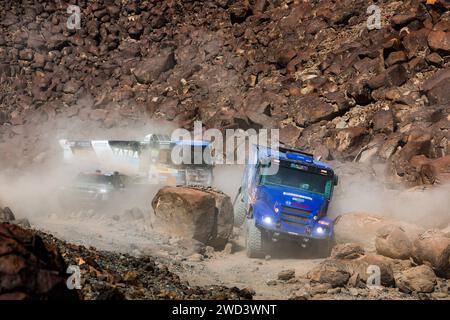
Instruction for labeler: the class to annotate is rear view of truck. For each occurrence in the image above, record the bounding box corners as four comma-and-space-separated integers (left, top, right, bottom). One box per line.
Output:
233, 145, 339, 258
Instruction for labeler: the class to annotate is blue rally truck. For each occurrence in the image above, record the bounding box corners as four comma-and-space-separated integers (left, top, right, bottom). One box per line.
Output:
233, 145, 339, 258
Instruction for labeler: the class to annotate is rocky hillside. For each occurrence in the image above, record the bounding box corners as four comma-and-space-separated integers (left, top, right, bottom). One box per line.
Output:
0, 0, 449, 185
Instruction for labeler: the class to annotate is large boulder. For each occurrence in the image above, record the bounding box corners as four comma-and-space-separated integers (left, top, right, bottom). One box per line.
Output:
395, 129, 433, 168
132, 49, 176, 84
372, 110, 394, 134
332, 126, 367, 155
206, 188, 234, 249
151, 186, 233, 249
411, 230, 450, 278
410, 155, 450, 185
334, 213, 423, 250
349, 254, 395, 287
307, 260, 351, 288
330, 243, 365, 260
422, 68, 450, 105
428, 31, 450, 54
424, 156, 450, 184
375, 225, 412, 260
278, 269, 295, 281
295, 95, 339, 126
0, 223, 79, 300
394, 265, 437, 293
307, 254, 395, 288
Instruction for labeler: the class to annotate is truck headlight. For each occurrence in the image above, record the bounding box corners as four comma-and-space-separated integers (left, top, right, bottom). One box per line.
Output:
316, 226, 325, 234
263, 216, 273, 225
98, 188, 108, 194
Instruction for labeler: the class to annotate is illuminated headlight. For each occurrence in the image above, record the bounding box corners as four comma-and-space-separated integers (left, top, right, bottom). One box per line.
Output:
263, 216, 273, 225
316, 226, 325, 234
98, 188, 108, 194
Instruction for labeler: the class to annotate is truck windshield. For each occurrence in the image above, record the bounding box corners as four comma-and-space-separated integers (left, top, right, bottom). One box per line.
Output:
260, 165, 333, 197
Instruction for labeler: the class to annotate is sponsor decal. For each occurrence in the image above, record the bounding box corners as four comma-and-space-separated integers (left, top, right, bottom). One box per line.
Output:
112, 148, 139, 159
282, 192, 313, 201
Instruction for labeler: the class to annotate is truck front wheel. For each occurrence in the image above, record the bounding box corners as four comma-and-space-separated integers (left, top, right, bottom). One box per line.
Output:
245, 219, 266, 258
233, 191, 247, 227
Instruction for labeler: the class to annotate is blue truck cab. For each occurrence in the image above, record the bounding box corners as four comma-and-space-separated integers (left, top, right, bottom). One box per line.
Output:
233, 145, 339, 258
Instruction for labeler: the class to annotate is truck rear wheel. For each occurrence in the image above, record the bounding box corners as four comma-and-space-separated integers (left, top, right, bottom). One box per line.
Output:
245, 219, 265, 258
233, 191, 246, 227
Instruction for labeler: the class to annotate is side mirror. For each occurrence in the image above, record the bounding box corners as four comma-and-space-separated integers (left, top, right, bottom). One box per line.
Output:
333, 175, 339, 186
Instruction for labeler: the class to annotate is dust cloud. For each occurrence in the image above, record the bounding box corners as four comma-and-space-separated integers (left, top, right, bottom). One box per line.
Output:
0, 116, 178, 219
212, 164, 245, 200
329, 162, 450, 229
1, 117, 449, 231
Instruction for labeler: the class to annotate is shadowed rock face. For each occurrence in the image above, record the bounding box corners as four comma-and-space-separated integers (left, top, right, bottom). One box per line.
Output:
0, 223, 255, 300
0, 0, 449, 185
0, 222, 79, 300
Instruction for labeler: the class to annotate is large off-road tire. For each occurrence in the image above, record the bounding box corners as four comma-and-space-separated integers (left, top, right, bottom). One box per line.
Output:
245, 219, 265, 258
233, 191, 247, 227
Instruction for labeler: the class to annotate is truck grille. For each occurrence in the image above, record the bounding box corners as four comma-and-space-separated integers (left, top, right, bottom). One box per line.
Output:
281, 205, 311, 216
280, 205, 313, 226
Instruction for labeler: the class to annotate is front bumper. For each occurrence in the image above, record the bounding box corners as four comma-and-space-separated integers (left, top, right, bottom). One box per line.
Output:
255, 214, 333, 240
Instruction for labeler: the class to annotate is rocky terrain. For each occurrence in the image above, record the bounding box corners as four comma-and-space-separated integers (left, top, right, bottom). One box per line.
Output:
4, 183, 450, 300
39, 229, 254, 300
0, 209, 254, 300
0, 0, 449, 185
0, 221, 79, 300
1, 0, 450, 301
